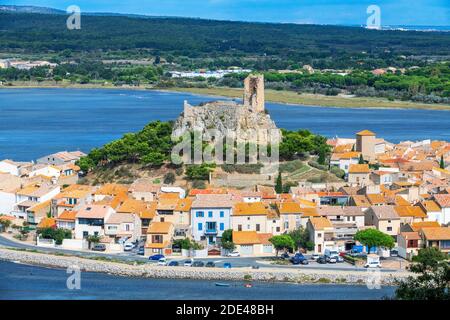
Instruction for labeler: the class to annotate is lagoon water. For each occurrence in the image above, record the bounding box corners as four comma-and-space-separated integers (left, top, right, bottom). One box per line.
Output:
1, 88, 449, 161
0, 261, 395, 300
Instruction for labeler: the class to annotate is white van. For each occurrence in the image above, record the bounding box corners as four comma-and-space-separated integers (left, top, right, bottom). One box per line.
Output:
324, 248, 339, 258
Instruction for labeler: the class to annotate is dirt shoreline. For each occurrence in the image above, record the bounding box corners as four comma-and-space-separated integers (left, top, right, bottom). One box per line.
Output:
2, 82, 449, 111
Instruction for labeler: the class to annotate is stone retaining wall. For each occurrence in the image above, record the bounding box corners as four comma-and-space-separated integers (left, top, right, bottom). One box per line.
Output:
0, 248, 410, 285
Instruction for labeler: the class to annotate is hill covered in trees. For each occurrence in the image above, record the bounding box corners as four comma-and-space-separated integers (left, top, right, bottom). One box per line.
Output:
1, 11, 449, 70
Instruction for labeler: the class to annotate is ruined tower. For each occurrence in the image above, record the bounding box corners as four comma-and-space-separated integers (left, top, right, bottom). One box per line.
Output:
243, 74, 265, 113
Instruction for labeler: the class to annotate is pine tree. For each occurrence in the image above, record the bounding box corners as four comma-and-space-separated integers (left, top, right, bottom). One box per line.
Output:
275, 172, 283, 194
440, 155, 445, 169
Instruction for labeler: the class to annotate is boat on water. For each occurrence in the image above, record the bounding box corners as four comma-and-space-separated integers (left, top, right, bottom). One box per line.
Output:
215, 283, 231, 287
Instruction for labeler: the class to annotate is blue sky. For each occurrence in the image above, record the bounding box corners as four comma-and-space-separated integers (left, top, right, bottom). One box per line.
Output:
2, 0, 449, 25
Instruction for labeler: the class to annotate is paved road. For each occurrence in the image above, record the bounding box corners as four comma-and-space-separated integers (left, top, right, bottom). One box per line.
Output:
0, 235, 399, 272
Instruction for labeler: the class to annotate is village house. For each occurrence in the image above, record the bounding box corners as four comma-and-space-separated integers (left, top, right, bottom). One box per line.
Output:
419, 227, 450, 253
26, 200, 51, 225
172, 197, 193, 238
232, 231, 274, 256
342, 206, 366, 228
74, 204, 115, 239
104, 212, 141, 243
128, 178, 160, 202
329, 151, 361, 175
307, 217, 335, 254
13, 183, 60, 221
370, 168, 399, 185
52, 184, 94, 216
190, 194, 233, 245
364, 205, 401, 242
93, 183, 129, 202
0, 159, 33, 177
36, 150, 86, 166
355, 130, 376, 162
394, 205, 428, 227
232, 202, 269, 233
415, 200, 442, 224
0, 173, 22, 215
56, 210, 77, 230
348, 164, 371, 186
433, 194, 450, 225
397, 231, 422, 260
277, 201, 303, 232
145, 221, 174, 256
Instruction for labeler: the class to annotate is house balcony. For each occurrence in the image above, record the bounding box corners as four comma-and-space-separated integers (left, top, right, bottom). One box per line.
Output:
204, 229, 218, 235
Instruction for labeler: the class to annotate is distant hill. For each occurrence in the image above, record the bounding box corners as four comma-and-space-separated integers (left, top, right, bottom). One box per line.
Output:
0, 6, 449, 69
0, 5, 65, 15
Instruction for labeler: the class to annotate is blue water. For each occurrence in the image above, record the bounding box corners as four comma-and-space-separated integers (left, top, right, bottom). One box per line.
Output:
0, 261, 395, 300
1, 88, 449, 161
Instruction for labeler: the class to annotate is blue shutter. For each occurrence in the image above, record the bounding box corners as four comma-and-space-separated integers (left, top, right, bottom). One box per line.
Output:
198, 223, 202, 231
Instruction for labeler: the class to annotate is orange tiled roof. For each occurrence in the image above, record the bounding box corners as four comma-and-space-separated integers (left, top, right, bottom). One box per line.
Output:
434, 194, 450, 208
421, 200, 441, 212
394, 196, 410, 206
57, 210, 77, 221
411, 221, 441, 232
233, 231, 261, 245
147, 221, 173, 234
421, 227, 450, 241
351, 195, 370, 206
234, 202, 268, 216
349, 164, 370, 173
394, 206, 427, 218
37, 217, 56, 229
94, 183, 129, 196
175, 198, 193, 212
309, 217, 333, 230
356, 130, 375, 136
277, 202, 301, 214
367, 193, 386, 205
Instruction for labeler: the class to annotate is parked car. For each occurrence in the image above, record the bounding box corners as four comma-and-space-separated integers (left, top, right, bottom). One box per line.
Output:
91, 244, 106, 251
365, 261, 382, 268
223, 263, 232, 269
205, 261, 215, 268
326, 256, 337, 263
336, 255, 344, 263
149, 254, 165, 261
123, 243, 134, 251
290, 253, 309, 265
137, 246, 145, 255
168, 261, 179, 267
280, 252, 290, 259
192, 261, 205, 267
317, 256, 327, 264
390, 249, 399, 257
310, 254, 320, 260
184, 259, 193, 267
157, 257, 168, 266
227, 251, 240, 257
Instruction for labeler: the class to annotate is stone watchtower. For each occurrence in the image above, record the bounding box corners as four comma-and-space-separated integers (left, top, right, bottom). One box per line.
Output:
243, 74, 265, 113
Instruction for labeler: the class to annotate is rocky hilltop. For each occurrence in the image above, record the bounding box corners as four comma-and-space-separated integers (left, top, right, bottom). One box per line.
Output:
172, 75, 281, 145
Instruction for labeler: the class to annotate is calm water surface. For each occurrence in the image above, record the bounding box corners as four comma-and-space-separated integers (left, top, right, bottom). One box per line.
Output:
0, 261, 395, 300
1, 88, 449, 160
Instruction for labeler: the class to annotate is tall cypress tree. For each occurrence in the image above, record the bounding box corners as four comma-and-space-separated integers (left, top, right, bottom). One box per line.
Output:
358, 154, 365, 164
275, 172, 283, 194
440, 155, 445, 169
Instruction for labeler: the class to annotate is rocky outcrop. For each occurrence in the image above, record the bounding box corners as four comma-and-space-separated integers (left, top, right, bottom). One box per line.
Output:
172, 100, 280, 144
172, 74, 281, 145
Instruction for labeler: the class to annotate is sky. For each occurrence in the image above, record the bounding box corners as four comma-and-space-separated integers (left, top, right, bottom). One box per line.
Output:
2, 0, 449, 26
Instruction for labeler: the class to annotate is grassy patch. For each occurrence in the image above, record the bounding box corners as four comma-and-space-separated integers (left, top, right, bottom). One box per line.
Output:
164, 87, 450, 110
